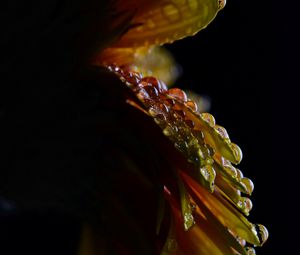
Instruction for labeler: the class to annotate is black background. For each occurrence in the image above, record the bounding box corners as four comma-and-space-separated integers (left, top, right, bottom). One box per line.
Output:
0, 0, 277, 254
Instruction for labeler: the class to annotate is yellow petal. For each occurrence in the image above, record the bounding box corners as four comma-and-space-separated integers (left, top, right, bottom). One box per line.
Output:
180, 171, 261, 246
114, 0, 223, 48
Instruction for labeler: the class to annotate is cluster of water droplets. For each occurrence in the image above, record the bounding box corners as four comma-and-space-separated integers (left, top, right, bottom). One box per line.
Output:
107, 64, 268, 252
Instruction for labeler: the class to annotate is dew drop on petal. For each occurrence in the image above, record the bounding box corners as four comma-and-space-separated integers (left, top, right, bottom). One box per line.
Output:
200, 165, 216, 183
241, 177, 254, 195
148, 107, 159, 117
141, 77, 166, 93
215, 125, 230, 139
256, 224, 269, 246
236, 168, 244, 180
143, 85, 159, 98
185, 100, 198, 111
224, 164, 238, 178
167, 88, 188, 102
136, 88, 150, 101
200, 113, 216, 126
163, 125, 174, 137
159, 103, 170, 113
238, 197, 253, 214
230, 143, 243, 164
166, 98, 176, 106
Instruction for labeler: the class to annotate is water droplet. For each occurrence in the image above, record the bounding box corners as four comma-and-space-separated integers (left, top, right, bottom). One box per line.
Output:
183, 212, 195, 231
238, 197, 253, 214
163, 125, 174, 136
200, 165, 216, 182
143, 85, 159, 98
136, 88, 150, 101
241, 177, 254, 195
230, 143, 243, 163
245, 247, 256, 255
159, 103, 169, 113
148, 107, 159, 117
236, 168, 244, 180
141, 77, 166, 93
200, 113, 216, 126
166, 98, 176, 106
162, 4, 181, 22
185, 100, 198, 111
224, 164, 238, 178
255, 224, 269, 246
167, 88, 188, 102
215, 125, 230, 139
124, 71, 141, 85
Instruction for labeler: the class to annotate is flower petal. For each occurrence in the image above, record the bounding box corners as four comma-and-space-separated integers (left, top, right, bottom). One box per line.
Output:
114, 0, 222, 48
180, 170, 261, 246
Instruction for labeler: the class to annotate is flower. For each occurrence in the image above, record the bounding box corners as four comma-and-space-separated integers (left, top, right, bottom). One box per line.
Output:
80, 0, 268, 254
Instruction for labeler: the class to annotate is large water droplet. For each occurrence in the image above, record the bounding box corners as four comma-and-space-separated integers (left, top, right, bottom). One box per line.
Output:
143, 85, 159, 98
200, 165, 216, 182
167, 88, 188, 102
237, 197, 253, 215
230, 143, 243, 164
215, 125, 230, 139
185, 100, 198, 111
141, 76, 167, 93
224, 164, 238, 178
241, 177, 254, 195
255, 224, 269, 246
236, 168, 244, 180
136, 88, 150, 101
200, 113, 216, 126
